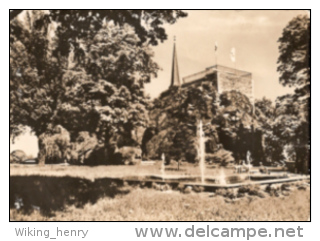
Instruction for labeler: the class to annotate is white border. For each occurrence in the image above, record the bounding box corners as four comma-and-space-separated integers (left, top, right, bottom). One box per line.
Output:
4, 3, 318, 241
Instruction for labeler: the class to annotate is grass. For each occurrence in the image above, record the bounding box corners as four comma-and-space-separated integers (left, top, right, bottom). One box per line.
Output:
10, 164, 310, 221
10, 162, 236, 180
10, 187, 310, 221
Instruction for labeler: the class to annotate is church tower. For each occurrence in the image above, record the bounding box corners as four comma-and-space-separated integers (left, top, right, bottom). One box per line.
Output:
170, 37, 181, 87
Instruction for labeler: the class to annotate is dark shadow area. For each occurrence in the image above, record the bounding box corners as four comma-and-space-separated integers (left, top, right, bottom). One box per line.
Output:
10, 176, 130, 216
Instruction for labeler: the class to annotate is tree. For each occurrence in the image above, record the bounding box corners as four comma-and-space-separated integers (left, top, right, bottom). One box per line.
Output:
10, 11, 62, 139
273, 94, 310, 172
254, 98, 284, 163
215, 91, 266, 165
10, 10, 188, 52
10, 10, 187, 164
277, 14, 310, 89
277, 14, 310, 137
275, 14, 310, 173
146, 86, 268, 165
146, 84, 219, 162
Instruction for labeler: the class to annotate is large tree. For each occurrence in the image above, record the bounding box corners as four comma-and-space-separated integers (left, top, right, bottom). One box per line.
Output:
10, 10, 61, 138
254, 98, 284, 164
277, 14, 310, 89
275, 14, 310, 173
145, 84, 219, 162
145, 85, 267, 165
10, 10, 187, 47
10, 10, 187, 163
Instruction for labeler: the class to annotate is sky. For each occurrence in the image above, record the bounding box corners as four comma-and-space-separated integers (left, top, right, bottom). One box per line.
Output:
10, 10, 309, 157
145, 10, 309, 101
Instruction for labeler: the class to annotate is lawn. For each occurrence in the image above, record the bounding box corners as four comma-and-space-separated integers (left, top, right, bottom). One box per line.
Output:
10, 186, 310, 221
10, 164, 310, 221
10, 162, 236, 180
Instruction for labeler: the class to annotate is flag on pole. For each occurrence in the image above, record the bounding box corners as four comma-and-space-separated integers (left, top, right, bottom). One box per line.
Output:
214, 41, 218, 66
230, 47, 236, 63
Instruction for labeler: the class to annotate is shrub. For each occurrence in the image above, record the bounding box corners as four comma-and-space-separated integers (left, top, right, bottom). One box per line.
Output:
185, 147, 198, 163
69, 132, 106, 166
114, 146, 142, 165
215, 188, 237, 199
206, 149, 235, 166
193, 186, 205, 193
238, 185, 261, 196
183, 186, 193, 194
38, 125, 70, 164
176, 183, 185, 192
215, 188, 227, 197
265, 184, 281, 197
10, 150, 27, 163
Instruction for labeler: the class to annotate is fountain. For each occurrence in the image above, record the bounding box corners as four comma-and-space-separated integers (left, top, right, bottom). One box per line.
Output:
246, 150, 252, 182
198, 120, 228, 185
198, 120, 206, 184
120, 120, 309, 191
161, 153, 166, 180
217, 168, 227, 185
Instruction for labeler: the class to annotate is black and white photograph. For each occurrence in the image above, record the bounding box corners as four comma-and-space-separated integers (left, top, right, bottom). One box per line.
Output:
10, 10, 310, 221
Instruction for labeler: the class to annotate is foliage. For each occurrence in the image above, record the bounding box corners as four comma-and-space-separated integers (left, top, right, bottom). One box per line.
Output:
146, 85, 267, 164
273, 94, 310, 172
113, 146, 142, 165
245, 14, 311, 169
214, 91, 266, 165
54, 23, 155, 140
275, 14, 310, 173
277, 14, 310, 88
254, 97, 274, 125
254, 98, 283, 163
146, 84, 219, 162
10, 167, 310, 221
10, 10, 188, 53
38, 125, 70, 164
10, 11, 62, 139
10, 10, 186, 163
10, 150, 27, 163
205, 149, 234, 166
68, 132, 104, 165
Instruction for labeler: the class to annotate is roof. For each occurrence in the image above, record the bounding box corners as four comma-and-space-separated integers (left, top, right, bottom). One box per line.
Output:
182, 64, 252, 86
170, 43, 181, 87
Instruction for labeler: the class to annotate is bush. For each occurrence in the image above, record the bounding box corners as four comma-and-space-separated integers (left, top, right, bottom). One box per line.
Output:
10, 150, 27, 163
176, 183, 185, 192
145, 129, 172, 160
238, 185, 261, 196
206, 149, 235, 166
215, 188, 227, 196
225, 189, 237, 199
215, 188, 237, 199
38, 125, 70, 164
193, 186, 205, 193
183, 186, 193, 194
113, 146, 142, 165
185, 147, 198, 163
69, 132, 108, 166
265, 184, 281, 197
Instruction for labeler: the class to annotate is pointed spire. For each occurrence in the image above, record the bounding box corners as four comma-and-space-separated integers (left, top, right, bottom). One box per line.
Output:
170, 36, 181, 87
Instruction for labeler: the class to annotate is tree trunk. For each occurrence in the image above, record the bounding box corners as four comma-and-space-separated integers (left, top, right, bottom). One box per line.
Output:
37, 138, 46, 166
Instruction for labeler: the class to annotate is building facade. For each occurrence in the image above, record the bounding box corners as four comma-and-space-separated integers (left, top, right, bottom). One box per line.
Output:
169, 42, 254, 103
181, 65, 253, 103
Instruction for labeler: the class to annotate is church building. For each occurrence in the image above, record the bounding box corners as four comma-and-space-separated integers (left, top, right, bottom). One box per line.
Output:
170, 41, 254, 103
